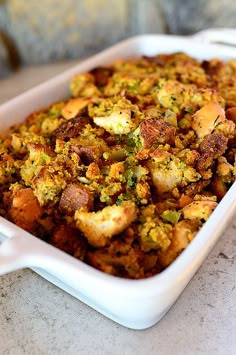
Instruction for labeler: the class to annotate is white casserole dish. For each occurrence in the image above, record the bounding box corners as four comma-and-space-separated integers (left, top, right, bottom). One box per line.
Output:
0, 32, 236, 330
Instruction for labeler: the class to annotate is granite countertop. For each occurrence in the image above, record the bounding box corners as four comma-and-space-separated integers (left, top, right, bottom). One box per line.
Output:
0, 63, 236, 355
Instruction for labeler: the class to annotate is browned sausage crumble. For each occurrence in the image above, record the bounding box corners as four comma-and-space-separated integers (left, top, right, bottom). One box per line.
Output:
0, 52, 235, 279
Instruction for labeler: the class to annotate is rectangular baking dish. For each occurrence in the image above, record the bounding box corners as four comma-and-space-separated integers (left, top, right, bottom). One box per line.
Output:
0, 33, 236, 330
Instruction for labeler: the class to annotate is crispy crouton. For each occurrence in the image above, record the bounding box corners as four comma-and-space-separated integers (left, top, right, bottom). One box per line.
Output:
192, 103, 235, 139
197, 132, 228, 171
182, 200, 217, 221
52, 116, 90, 142
9, 188, 42, 232
59, 183, 94, 215
226, 107, 236, 124
61, 98, 89, 119
148, 154, 201, 195
90, 67, 113, 87
138, 118, 176, 148
159, 220, 199, 267
74, 201, 137, 247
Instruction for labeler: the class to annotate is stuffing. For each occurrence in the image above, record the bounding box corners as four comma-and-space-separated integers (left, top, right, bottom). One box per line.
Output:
70, 73, 101, 97
11, 131, 48, 153
182, 180, 210, 197
138, 217, 173, 252
0, 153, 20, 185
7, 187, 43, 233
40, 117, 64, 136
104, 72, 157, 96
89, 97, 141, 134
94, 110, 136, 135
148, 154, 201, 196
72, 144, 103, 165
59, 183, 94, 215
226, 107, 236, 124
30, 164, 69, 205
0, 51, 235, 279
155, 79, 194, 114
74, 201, 138, 247
61, 98, 90, 119
192, 103, 235, 140
20, 143, 54, 186
211, 176, 228, 200
201, 59, 236, 107
219, 79, 236, 108
137, 117, 176, 148
197, 132, 228, 171
158, 220, 200, 268
50, 224, 87, 259
86, 162, 101, 181
176, 149, 200, 166
211, 157, 236, 199
87, 245, 146, 279
155, 79, 224, 114
216, 157, 235, 178
100, 182, 123, 204
181, 200, 218, 221
51, 116, 90, 142
90, 67, 113, 87
107, 162, 125, 181
136, 181, 151, 202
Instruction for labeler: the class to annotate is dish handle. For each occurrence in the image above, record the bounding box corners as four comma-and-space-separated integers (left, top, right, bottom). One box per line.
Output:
0, 217, 37, 276
0, 217, 45, 276
191, 28, 236, 47
0, 232, 28, 275
0, 217, 88, 280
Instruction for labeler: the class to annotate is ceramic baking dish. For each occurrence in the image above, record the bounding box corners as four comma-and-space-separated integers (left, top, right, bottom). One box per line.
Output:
0, 32, 236, 330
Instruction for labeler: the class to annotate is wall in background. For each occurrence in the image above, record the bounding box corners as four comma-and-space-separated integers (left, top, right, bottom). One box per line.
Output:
0, 0, 236, 76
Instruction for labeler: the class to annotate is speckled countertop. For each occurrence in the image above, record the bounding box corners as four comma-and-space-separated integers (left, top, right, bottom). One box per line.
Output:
0, 64, 236, 355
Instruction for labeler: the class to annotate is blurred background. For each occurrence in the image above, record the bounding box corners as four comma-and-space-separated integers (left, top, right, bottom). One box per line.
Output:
0, 0, 236, 78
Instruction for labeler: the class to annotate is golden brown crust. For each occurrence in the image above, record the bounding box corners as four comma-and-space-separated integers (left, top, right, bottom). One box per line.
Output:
139, 118, 176, 148
52, 116, 90, 142
226, 107, 236, 124
59, 183, 94, 215
72, 145, 102, 165
90, 67, 113, 87
183, 180, 211, 197
197, 133, 228, 171
8, 188, 43, 233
